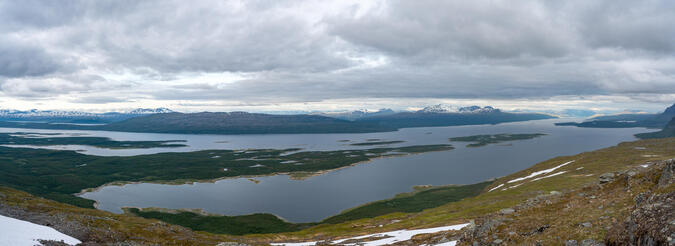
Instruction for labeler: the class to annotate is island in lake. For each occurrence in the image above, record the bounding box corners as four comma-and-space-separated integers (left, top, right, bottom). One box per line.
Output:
449, 133, 546, 147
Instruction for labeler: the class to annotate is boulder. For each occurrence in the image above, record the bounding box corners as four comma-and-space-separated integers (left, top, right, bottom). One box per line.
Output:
599, 173, 615, 184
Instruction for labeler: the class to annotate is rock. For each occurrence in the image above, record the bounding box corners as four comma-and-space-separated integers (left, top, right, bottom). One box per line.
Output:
565, 240, 578, 246
216, 243, 250, 246
606, 191, 674, 245
626, 170, 637, 177
492, 239, 503, 244
550, 191, 562, 195
580, 239, 602, 246
599, 173, 615, 183
658, 159, 674, 187
500, 208, 515, 215
581, 222, 592, 228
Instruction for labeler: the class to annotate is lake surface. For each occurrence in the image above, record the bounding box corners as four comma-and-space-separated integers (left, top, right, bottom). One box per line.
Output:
2, 119, 653, 222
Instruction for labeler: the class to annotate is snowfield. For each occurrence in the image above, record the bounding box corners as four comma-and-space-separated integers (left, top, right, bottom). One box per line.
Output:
0, 214, 81, 246
271, 223, 469, 246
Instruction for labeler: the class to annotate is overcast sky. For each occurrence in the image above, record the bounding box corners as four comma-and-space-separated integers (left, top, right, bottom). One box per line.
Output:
0, 0, 673, 113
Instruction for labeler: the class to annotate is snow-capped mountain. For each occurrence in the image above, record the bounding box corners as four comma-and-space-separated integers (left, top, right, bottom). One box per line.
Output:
0, 108, 175, 123
314, 108, 395, 121
418, 104, 500, 114
127, 108, 174, 114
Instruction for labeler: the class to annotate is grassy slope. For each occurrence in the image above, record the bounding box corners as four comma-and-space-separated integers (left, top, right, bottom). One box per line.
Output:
126, 208, 314, 235
0, 187, 244, 245
321, 181, 492, 224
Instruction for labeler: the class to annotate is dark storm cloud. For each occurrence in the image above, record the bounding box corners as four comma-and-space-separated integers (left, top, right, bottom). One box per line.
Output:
0, 0, 672, 105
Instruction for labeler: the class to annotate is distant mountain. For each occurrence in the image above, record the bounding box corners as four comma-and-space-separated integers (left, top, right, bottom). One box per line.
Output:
100, 112, 395, 134
357, 105, 555, 129
635, 116, 675, 139
315, 108, 396, 121
555, 103, 675, 128
0, 108, 174, 124
0, 106, 555, 134
416, 104, 499, 114
127, 107, 174, 115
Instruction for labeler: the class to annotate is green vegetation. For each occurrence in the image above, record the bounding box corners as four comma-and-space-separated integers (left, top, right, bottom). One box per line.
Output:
321, 181, 491, 224
0, 144, 453, 208
125, 208, 313, 235
449, 133, 546, 147
0, 132, 186, 149
635, 117, 675, 139
349, 140, 405, 146
0, 138, 673, 244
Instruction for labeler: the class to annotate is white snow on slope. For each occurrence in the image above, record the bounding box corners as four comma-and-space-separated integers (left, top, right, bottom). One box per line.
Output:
488, 183, 504, 192
430, 241, 457, 246
506, 160, 575, 183
271, 223, 469, 246
0, 214, 81, 246
531, 171, 567, 181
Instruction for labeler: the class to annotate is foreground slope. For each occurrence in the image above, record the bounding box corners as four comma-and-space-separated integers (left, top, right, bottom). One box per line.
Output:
0, 138, 672, 245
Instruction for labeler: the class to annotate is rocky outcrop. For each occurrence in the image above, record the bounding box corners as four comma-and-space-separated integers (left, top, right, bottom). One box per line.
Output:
605, 191, 674, 245
605, 160, 675, 246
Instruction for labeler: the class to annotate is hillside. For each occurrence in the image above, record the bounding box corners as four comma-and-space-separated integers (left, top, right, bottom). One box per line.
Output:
635, 117, 675, 139
1, 138, 672, 245
101, 112, 396, 134
357, 109, 554, 129
556, 103, 675, 129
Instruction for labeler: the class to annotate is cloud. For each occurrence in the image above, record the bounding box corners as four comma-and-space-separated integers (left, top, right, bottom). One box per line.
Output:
0, 38, 66, 77
0, 0, 672, 111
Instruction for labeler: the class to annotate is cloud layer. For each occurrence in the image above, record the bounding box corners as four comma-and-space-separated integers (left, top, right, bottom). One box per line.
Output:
0, 0, 673, 112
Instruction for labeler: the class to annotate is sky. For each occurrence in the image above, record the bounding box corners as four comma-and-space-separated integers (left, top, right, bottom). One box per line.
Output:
0, 0, 674, 113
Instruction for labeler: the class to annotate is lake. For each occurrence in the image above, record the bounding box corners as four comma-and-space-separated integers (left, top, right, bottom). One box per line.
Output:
0, 119, 652, 222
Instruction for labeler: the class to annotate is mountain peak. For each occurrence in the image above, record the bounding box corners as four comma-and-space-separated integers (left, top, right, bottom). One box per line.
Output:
419, 105, 499, 113
127, 108, 174, 114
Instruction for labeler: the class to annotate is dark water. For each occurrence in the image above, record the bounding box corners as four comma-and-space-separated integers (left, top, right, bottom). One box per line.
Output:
73, 119, 651, 222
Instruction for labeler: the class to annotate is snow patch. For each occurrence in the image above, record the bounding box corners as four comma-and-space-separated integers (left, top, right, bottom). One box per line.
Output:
506, 160, 575, 184
271, 223, 469, 246
531, 171, 567, 181
488, 183, 504, 192
0, 214, 81, 246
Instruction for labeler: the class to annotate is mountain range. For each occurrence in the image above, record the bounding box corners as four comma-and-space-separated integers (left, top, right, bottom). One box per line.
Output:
555, 103, 675, 129
0, 108, 174, 124
0, 105, 555, 134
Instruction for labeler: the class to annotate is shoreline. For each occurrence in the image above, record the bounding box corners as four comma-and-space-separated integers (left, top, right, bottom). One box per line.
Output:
75, 146, 454, 197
